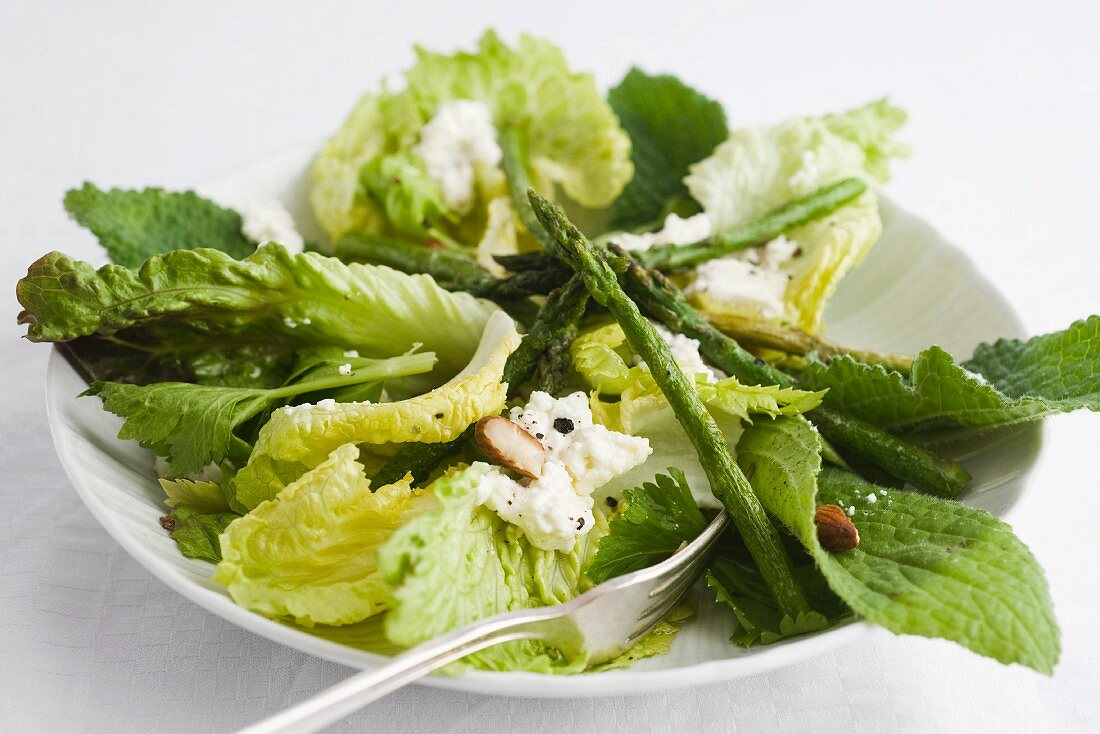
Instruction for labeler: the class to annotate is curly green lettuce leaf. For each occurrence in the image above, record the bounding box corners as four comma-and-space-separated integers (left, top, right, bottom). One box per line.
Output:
379, 463, 672, 673
309, 31, 632, 243
230, 311, 519, 511
588, 470, 706, 583
607, 68, 728, 230
685, 99, 907, 333
63, 183, 255, 267
17, 244, 497, 385
214, 444, 436, 626
800, 316, 1100, 440
87, 351, 435, 476
736, 415, 1059, 672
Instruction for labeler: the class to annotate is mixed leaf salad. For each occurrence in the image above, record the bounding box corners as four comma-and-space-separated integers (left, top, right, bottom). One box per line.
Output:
17, 31, 1099, 675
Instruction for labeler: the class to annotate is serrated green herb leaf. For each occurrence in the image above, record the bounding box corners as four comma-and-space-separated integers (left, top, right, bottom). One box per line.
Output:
800, 316, 1100, 439
64, 183, 254, 267
588, 469, 706, 583
736, 415, 1060, 672
166, 507, 239, 563
608, 68, 728, 230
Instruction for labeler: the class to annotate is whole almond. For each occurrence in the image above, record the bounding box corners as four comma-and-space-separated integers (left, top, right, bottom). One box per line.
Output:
814, 504, 860, 552
474, 416, 546, 479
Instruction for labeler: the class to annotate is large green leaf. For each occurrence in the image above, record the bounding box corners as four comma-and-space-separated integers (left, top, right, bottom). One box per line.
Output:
17, 244, 497, 384
64, 183, 254, 267
736, 416, 1059, 672
213, 444, 437, 627
607, 68, 728, 229
800, 316, 1100, 439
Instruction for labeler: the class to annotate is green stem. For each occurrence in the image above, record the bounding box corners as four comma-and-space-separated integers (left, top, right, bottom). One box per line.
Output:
612, 251, 970, 497
335, 234, 493, 292
267, 353, 436, 400
530, 189, 811, 617
637, 178, 867, 271
499, 126, 560, 254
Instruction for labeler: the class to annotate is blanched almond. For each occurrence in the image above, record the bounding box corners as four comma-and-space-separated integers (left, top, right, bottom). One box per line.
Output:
814, 504, 860, 551
474, 416, 546, 479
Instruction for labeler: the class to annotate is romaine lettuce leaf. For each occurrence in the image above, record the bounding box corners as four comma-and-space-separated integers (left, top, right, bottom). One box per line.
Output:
17, 244, 497, 384
213, 444, 437, 627
799, 316, 1100, 440
359, 151, 456, 240
378, 462, 682, 672
685, 99, 907, 333
736, 415, 1059, 672
229, 311, 519, 511
64, 183, 255, 267
607, 68, 728, 230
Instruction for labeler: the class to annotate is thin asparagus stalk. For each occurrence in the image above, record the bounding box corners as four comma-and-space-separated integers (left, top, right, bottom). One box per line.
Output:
613, 251, 971, 498
335, 233, 493, 292
705, 312, 914, 375
529, 189, 811, 617
636, 178, 868, 271
372, 276, 590, 485
499, 125, 562, 254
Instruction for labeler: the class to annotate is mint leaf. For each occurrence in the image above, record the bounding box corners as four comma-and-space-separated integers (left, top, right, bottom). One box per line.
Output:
87, 350, 435, 475
588, 470, 706, 583
64, 183, 254, 267
736, 416, 1060, 672
608, 68, 728, 229
800, 316, 1100, 439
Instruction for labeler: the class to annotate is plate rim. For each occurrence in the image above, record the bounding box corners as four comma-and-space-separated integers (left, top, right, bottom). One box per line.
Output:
42, 141, 1043, 698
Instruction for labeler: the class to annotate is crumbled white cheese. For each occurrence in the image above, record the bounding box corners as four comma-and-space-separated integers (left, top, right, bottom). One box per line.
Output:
846, 505, 856, 517
154, 456, 223, 483
240, 200, 305, 253
338, 363, 352, 376
283, 317, 298, 329
742, 235, 800, 270
415, 100, 502, 215
652, 323, 723, 383
249, 365, 262, 379
787, 149, 821, 194
315, 398, 338, 410
613, 212, 713, 252
474, 391, 651, 551
687, 257, 791, 319
343, 350, 360, 358
866, 492, 878, 504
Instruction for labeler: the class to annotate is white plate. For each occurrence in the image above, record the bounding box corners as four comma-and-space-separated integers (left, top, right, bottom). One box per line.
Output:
45, 143, 1044, 698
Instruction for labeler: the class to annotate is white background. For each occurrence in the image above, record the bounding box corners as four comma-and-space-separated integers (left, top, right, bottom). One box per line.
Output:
2, 1, 1098, 732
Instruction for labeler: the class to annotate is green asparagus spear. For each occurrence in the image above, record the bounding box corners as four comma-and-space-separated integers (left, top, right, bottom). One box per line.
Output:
613, 251, 970, 498
499, 126, 560, 254
335, 233, 493, 292
529, 188, 811, 617
704, 312, 914, 375
636, 178, 867, 271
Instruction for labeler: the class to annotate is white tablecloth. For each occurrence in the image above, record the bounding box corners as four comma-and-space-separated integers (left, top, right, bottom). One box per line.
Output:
3, 2, 1098, 732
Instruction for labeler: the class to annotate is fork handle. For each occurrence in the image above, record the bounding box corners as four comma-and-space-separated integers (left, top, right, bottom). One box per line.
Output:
238, 618, 547, 734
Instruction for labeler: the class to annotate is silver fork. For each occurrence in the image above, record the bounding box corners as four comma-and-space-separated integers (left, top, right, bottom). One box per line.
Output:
239, 511, 730, 734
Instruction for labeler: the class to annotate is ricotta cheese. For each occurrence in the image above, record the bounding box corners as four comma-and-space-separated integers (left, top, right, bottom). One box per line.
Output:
240, 200, 305, 253
414, 100, 502, 216
687, 235, 800, 320
473, 391, 651, 552
614, 212, 713, 252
